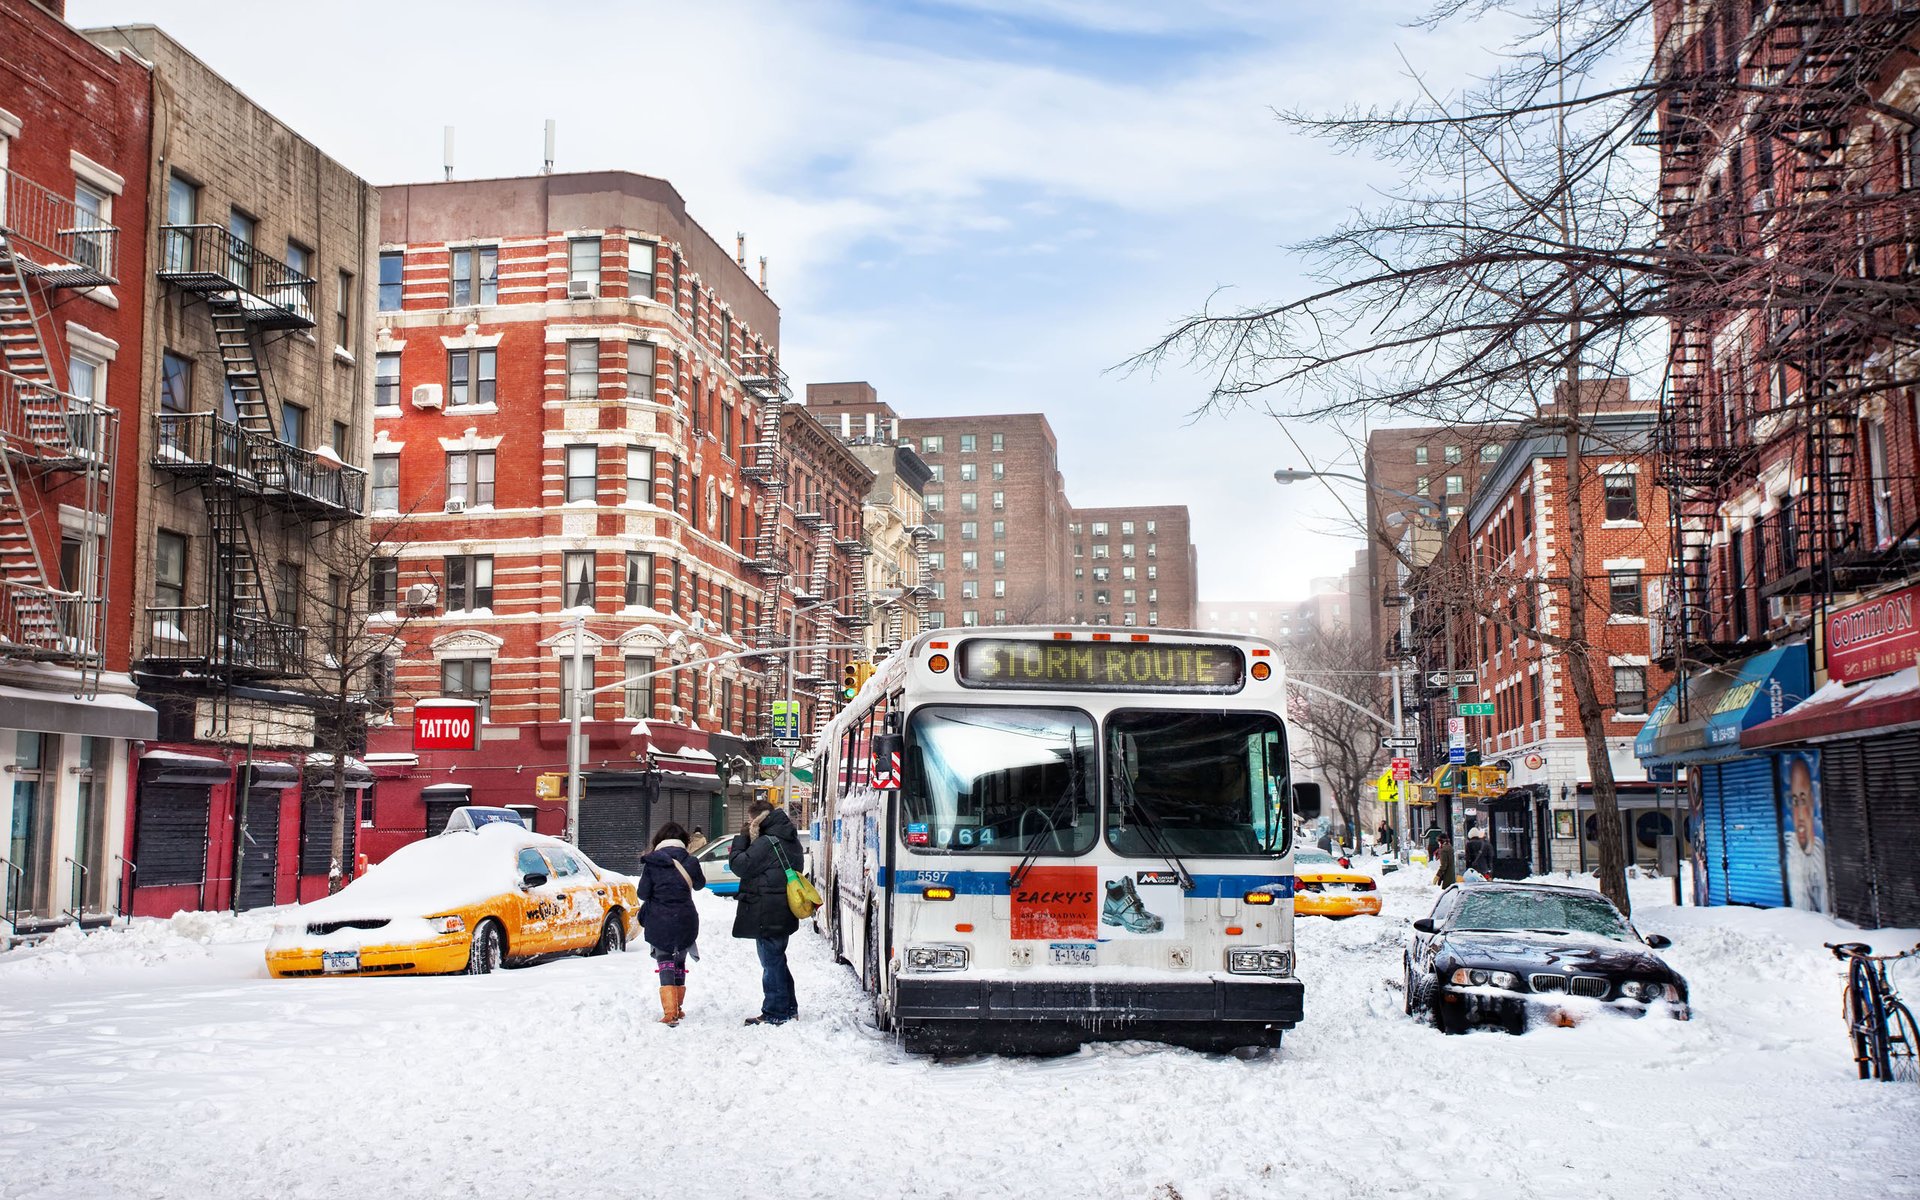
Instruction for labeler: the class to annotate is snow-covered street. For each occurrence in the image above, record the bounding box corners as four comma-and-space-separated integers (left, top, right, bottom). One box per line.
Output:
2, 868, 1917, 1200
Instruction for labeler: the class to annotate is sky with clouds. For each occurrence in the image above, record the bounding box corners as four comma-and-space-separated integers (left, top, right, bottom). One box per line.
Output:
72, 0, 1500, 601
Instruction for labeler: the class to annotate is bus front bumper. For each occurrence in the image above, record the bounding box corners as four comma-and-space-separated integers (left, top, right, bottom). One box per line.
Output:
894, 975, 1305, 1029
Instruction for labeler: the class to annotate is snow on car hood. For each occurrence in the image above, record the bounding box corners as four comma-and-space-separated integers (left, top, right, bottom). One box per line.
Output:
278, 824, 574, 926
1444, 928, 1672, 975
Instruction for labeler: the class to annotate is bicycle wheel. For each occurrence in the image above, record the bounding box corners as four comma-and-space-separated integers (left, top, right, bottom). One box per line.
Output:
1884, 1000, 1919, 1085
1847, 957, 1888, 1080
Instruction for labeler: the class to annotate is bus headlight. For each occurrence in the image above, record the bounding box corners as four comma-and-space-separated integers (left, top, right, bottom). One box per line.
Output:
905, 944, 969, 972
1226, 947, 1292, 976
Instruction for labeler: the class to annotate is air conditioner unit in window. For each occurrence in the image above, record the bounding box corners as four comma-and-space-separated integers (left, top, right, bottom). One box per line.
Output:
445, 497, 467, 513
412, 383, 443, 410
404, 583, 439, 611
567, 278, 596, 300
1750, 188, 1775, 214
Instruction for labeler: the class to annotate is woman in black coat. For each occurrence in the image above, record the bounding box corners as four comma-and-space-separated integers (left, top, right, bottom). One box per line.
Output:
730, 800, 802, 1025
636, 821, 705, 1026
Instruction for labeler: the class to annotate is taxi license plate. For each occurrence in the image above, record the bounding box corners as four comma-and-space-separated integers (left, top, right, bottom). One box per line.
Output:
1049, 942, 1096, 967
322, 950, 359, 974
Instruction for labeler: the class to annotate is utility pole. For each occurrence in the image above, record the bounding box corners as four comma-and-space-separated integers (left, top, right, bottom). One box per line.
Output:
1389, 660, 1406, 854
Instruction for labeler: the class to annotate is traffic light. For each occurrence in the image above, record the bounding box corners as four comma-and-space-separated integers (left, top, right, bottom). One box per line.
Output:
841, 662, 860, 700
854, 661, 876, 690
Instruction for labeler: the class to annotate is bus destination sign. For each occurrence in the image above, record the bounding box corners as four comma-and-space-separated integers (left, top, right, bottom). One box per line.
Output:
955, 638, 1245, 694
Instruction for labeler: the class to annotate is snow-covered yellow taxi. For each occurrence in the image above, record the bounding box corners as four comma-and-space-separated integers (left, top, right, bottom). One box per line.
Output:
266, 822, 639, 977
1292, 849, 1382, 918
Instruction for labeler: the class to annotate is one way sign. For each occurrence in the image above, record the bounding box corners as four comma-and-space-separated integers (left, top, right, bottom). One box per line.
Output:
1425, 669, 1479, 687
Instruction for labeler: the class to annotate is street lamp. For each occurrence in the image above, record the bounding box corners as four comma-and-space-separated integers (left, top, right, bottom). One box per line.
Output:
1272, 467, 1439, 513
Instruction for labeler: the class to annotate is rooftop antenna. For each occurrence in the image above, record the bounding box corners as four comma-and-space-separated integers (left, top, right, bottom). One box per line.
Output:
543, 119, 556, 174
735, 233, 746, 269
758, 255, 769, 290
443, 126, 455, 181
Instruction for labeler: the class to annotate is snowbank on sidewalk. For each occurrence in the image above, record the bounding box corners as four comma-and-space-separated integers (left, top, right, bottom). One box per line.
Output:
0, 907, 280, 980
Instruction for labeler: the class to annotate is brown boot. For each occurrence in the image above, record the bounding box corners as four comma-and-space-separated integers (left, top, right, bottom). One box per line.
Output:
672, 985, 687, 1019
658, 986, 680, 1026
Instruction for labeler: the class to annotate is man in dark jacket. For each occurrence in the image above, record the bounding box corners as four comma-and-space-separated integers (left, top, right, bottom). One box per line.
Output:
730, 799, 802, 1025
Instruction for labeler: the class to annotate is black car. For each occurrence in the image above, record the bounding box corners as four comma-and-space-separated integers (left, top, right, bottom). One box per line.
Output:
1403, 881, 1690, 1033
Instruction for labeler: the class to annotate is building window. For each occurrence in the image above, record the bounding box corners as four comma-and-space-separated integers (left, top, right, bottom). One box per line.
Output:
226, 208, 256, 289
960, 522, 977, 540
370, 556, 397, 612
372, 454, 399, 511
1444, 444, 1461, 463
993, 579, 1006, 598
163, 174, 198, 270
1480, 443, 1502, 462
992, 461, 1004, 480
442, 658, 492, 719
1608, 569, 1643, 616
335, 270, 354, 349
1122, 612, 1137, 627
624, 552, 654, 608
160, 351, 193, 414
991, 491, 1004, 511
960, 434, 976, 453
929, 581, 946, 600
927, 523, 944, 540
1445, 475, 1464, 495
624, 655, 656, 719
450, 245, 498, 307
1415, 446, 1428, 465
1416, 475, 1429, 493
563, 551, 596, 609
444, 555, 494, 611
378, 251, 403, 310
924, 493, 944, 513
1091, 522, 1108, 537
961, 551, 978, 570
1095, 590, 1111, 606
567, 340, 600, 399
1613, 666, 1647, 716
569, 238, 602, 294
992, 550, 1005, 569
1147, 611, 1159, 627
1867, 418, 1893, 544
445, 450, 495, 507
921, 434, 943, 454
626, 341, 654, 400
960, 492, 977, 513
961, 610, 979, 627
281, 401, 307, 447
1603, 472, 1638, 521
1146, 520, 1156, 535
1120, 521, 1134, 535
1121, 543, 1135, 560
558, 655, 596, 719
993, 521, 1005, 540
1123, 588, 1137, 605
627, 447, 654, 505
1147, 565, 1157, 579
565, 445, 598, 502
375, 353, 400, 408
1092, 544, 1110, 560
154, 530, 188, 619
1122, 566, 1135, 581
960, 462, 977, 482
628, 239, 656, 300
991, 433, 1004, 452
448, 348, 496, 407
284, 241, 313, 320
1093, 567, 1110, 583
928, 465, 945, 484
961, 580, 978, 599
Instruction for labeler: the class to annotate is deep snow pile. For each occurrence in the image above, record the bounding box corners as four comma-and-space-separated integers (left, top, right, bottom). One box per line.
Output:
0, 864, 1915, 1200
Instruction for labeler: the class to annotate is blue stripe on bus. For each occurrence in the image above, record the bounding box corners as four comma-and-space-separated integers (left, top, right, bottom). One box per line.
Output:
888, 869, 1295, 899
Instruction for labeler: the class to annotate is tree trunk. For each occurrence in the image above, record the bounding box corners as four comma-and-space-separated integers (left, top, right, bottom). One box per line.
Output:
1559, 414, 1631, 916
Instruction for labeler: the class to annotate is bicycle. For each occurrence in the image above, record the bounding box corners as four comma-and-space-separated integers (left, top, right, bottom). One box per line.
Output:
1825, 940, 1920, 1083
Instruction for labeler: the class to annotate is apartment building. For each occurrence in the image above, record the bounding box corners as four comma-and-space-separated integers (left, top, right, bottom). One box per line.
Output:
1065, 504, 1198, 629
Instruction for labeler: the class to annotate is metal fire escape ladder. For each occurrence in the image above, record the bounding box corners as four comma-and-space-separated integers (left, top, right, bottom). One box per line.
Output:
804, 514, 835, 730
738, 352, 792, 736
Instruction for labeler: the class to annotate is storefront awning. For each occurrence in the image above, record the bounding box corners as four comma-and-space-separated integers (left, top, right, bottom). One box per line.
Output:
140, 750, 231, 785
0, 683, 155, 740
1635, 643, 1810, 766
1742, 665, 1920, 748
420, 783, 473, 798
240, 759, 301, 790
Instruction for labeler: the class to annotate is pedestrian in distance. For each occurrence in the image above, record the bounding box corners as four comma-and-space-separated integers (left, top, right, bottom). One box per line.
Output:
1376, 820, 1394, 856
730, 798, 803, 1026
1464, 825, 1494, 880
1423, 824, 1442, 863
636, 821, 705, 1026
687, 826, 709, 854
1432, 834, 1458, 888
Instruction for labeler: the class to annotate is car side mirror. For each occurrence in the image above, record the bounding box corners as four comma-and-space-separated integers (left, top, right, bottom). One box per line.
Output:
522, 871, 548, 889
1412, 918, 1437, 934
1644, 933, 1672, 949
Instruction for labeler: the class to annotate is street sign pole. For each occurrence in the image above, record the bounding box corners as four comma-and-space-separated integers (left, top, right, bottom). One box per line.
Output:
1390, 660, 1406, 854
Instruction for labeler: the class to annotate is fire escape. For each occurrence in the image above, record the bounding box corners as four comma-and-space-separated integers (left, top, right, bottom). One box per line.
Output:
739, 350, 793, 736
147, 224, 367, 721
0, 169, 121, 695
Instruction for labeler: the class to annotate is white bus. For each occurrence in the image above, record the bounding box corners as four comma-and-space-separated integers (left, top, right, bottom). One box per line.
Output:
810, 627, 1303, 1054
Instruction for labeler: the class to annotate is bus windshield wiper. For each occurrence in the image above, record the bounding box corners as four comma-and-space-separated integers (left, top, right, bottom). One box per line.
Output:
1011, 727, 1083, 887
1109, 737, 1195, 891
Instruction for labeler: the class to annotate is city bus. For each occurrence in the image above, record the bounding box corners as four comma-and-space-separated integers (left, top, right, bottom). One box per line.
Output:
810, 627, 1302, 1054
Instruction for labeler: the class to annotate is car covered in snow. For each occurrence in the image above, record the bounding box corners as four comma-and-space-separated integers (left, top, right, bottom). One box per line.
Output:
1403, 881, 1689, 1032
1292, 849, 1382, 918
265, 823, 639, 978
694, 835, 739, 896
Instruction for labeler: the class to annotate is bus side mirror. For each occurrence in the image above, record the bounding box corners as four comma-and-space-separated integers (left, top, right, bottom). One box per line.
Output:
1293, 782, 1323, 821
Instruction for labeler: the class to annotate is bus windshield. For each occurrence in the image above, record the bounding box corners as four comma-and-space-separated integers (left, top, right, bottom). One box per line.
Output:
904, 705, 1097, 855
1105, 710, 1289, 858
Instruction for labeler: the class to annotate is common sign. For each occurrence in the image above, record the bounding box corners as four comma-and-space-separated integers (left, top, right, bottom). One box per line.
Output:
1827, 583, 1920, 683
413, 700, 480, 751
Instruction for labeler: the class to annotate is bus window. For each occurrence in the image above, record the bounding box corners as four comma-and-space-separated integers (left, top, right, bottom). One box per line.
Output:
904, 706, 1096, 855
1105, 710, 1289, 858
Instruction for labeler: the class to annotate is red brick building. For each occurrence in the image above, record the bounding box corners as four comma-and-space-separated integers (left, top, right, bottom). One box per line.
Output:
0, 0, 154, 934
1066, 505, 1198, 629
362, 172, 854, 872
1410, 384, 1672, 875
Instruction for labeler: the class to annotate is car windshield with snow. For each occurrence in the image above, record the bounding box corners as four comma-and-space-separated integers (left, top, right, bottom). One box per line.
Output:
1404, 882, 1689, 1034
811, 628, 1303, 1056
264, 823, 639, 978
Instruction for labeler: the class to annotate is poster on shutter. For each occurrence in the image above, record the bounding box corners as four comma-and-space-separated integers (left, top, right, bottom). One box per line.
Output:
1777, 749, 1830, 915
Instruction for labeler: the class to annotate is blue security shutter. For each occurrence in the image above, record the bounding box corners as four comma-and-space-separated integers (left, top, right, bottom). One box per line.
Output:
1707, 757, 1784, 907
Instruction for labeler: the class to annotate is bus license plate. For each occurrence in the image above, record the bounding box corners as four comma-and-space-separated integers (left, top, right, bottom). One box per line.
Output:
1049, 942, 1096, 967
322, 951, 359, 974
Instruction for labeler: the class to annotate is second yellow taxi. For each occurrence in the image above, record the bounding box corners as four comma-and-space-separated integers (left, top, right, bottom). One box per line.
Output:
1293, 849, 1382, 918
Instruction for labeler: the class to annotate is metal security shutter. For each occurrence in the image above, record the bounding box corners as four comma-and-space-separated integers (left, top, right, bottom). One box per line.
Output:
1705, 757, 1785, 907
424, 798, 465, 836
654, 788, 701, 844
233, 788, 281, 911
579, 778, 650, 875
133, 785, 211, 887
299, 790, 358, 877
1821, 742, 1876, 926
1861, 735, 1920, 928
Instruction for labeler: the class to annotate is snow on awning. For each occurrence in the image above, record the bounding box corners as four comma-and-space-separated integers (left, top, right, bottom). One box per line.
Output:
420, 783, 473, 798
658, 770, 725, 794
240, 759, 301, 789
1743, 665, 1920, 748
140, 749, 231, 785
